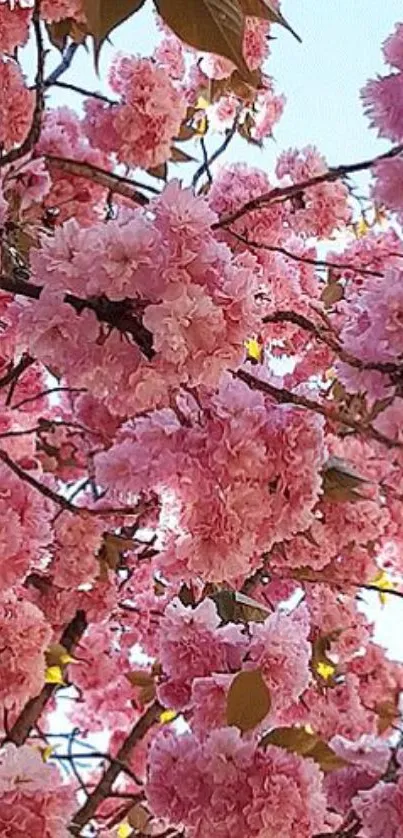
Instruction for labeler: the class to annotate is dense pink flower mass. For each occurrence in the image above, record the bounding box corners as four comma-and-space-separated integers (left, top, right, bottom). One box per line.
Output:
146, 727, 328, 838
0, 58, 34, 151
0, 7, 403, 838
0, 743, 75, 837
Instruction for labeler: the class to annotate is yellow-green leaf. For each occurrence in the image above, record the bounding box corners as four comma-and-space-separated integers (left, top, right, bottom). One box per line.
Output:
160, 709, 178, 724
239, 0, 301, 41
261, 726, 347, 773
227, 669, 271, 731
45, 666, 65, 685
155, 0, 251, 80
117, 824, 133, 838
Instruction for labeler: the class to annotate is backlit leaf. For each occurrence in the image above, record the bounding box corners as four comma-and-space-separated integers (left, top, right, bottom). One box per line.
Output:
46, 18, 88, 51
227, 669, 271, 731
45, 666, 65, 685
239, 0, 301, 41
83, 0, 146, 63
155, 0, 251, 80
160, 709, 178, 724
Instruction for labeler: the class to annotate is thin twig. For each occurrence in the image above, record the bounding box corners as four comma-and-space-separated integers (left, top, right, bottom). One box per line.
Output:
0, 447, 154, 518
51, 80, 118, 105
262, 309, 402, 376
44, 43, 80, 87
12, 386, 87, 410
193, 116, 240, 190
213, 142, 403, 229
0, 354, 34, 392
44, 155, 159, 201
69, 701, 162, 835
234, 369, 401, 449
227, 228, 384, 278
0, 2, 45, 168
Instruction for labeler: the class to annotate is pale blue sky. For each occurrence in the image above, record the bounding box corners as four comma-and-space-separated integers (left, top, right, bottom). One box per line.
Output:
38, 0, 403, 176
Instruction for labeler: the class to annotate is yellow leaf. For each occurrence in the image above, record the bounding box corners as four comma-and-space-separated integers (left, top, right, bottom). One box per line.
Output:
316, 660, 336, 681
44, 666, 65, 685
196, 95, 210, 110
117, 824, 133, 838
160, 709, 178, 724
40, 745, 54, 763
370, 570, 396, 606
245, 337, 263, 363
353, 218, 370, 239
227, 669, 271, 732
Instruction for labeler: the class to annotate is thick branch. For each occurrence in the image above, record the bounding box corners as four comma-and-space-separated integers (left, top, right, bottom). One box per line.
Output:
70, 701, 162, 835
5, 610, 87, 746
234, 369, 401, 449
213, 143, 403, 229
0, 273, 155, 360
0, 2, 45, 169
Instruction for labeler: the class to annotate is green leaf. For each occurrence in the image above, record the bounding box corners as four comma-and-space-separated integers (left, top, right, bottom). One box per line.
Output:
83, 0, 146, 61
226, 669, 271, 731
239, 0, 301, 41
154, 0, 251, 80
261, 726, 347, 772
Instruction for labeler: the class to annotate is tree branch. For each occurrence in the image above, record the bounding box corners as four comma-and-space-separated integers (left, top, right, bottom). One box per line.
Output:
0, 1, 45, 169
70, 701, 162, 835
0, 447, 154, 518
213, 142, 403, 229
0, 273, 155, 360
227, 228, 384, 278
5, 610, 87, 746
50, 80, 118, 104
44, 155, 159, 202
234, 368, 401, 449
44, 43, 80, 87
192, 116, 240, 190
262, 310, 402, 376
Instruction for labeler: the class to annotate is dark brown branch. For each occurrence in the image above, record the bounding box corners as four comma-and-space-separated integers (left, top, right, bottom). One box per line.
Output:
0, 273, 155, 360
0, 447, 154, 518
0, 2, 45, 169
44, 155, 159, 201
234, 368, 401, 449
262, 310, 402, 376
51, 80, 118, 105
44, 43, 80, 87
193, 116, 239, 190
227, 228, 384, 278
213, 142, 403, 229
70, 701, 162, 835
0, 353, 34, 391
5, 610, 87, 746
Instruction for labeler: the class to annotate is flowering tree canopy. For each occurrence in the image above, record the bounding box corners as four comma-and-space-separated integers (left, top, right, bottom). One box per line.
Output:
1, 1, 403, 835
